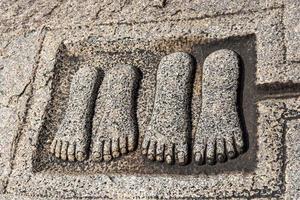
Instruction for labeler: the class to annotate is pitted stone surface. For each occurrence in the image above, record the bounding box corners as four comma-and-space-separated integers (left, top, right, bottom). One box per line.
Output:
0, 31, 41, 193
50, 66, 101, 161
285, 119, 300, 199
142, 52, 194, 165
0, 0, 283, 34
91, 65, 139, 162
5, 97, 297, 199
284, 0, 300, 61
1, 1, 300, 199
194, 49, 244, 165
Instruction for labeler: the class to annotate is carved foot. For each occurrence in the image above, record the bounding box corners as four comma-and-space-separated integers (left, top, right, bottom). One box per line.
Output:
50, 67, 101, 161
193, 49, 244, 165
91, 65, 139, 162
142, 52, 194, 165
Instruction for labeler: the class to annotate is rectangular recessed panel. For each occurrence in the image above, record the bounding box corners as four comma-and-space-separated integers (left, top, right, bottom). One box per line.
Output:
33, 35, 257, 175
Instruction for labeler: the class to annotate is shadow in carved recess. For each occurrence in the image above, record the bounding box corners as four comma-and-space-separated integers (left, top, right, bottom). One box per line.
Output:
33, 35, 257, 175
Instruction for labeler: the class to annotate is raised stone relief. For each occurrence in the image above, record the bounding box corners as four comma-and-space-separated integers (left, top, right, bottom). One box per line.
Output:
50, 64, 140, 162
194, 49, 244, 165
91, 65, 139, 162
31, 35, 259, 177
50, 66, 101, 161
142, 52, 194, 165
49, 47, 245, 166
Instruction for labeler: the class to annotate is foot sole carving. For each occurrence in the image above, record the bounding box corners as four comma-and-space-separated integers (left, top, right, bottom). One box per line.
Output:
193, 49, 244, 165
91, 65, 140, 162
142, 52, 194, 165
50, 67, 101, 161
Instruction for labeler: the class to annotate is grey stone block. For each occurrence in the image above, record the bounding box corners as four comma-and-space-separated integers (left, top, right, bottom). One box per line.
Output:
1, 1, 300, 199
3, 30, 296, 198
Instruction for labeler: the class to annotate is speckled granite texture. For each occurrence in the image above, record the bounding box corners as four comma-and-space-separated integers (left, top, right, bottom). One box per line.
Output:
194, 49, 244, 165
91, 64, 139, 162
1, 0, 300, 199
142, 52, 193, 165
51, 66, 101, 162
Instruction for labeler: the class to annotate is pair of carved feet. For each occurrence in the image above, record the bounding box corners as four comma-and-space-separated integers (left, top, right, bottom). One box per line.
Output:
50, 49, 244, 165
50, 65, 139, 162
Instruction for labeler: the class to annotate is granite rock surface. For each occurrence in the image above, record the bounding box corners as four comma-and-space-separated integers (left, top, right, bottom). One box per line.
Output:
1, 0, 300, 199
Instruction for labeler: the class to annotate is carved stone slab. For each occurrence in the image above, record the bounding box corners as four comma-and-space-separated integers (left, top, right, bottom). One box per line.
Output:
0, 7, 298, 199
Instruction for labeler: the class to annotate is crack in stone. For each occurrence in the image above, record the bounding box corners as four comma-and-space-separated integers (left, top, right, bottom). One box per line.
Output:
2, 27, 48, 194
8, 80, 31, 104
0, 5, 284, 36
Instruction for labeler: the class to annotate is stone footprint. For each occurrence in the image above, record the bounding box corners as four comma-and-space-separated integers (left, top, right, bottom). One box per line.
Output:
142, 52, 194, 165
91, 65, 139, 162
193, 49, 244, 165
50, 67, 101, 161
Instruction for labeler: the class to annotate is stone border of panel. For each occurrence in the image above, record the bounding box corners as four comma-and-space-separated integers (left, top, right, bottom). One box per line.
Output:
4, 8, 300, 199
